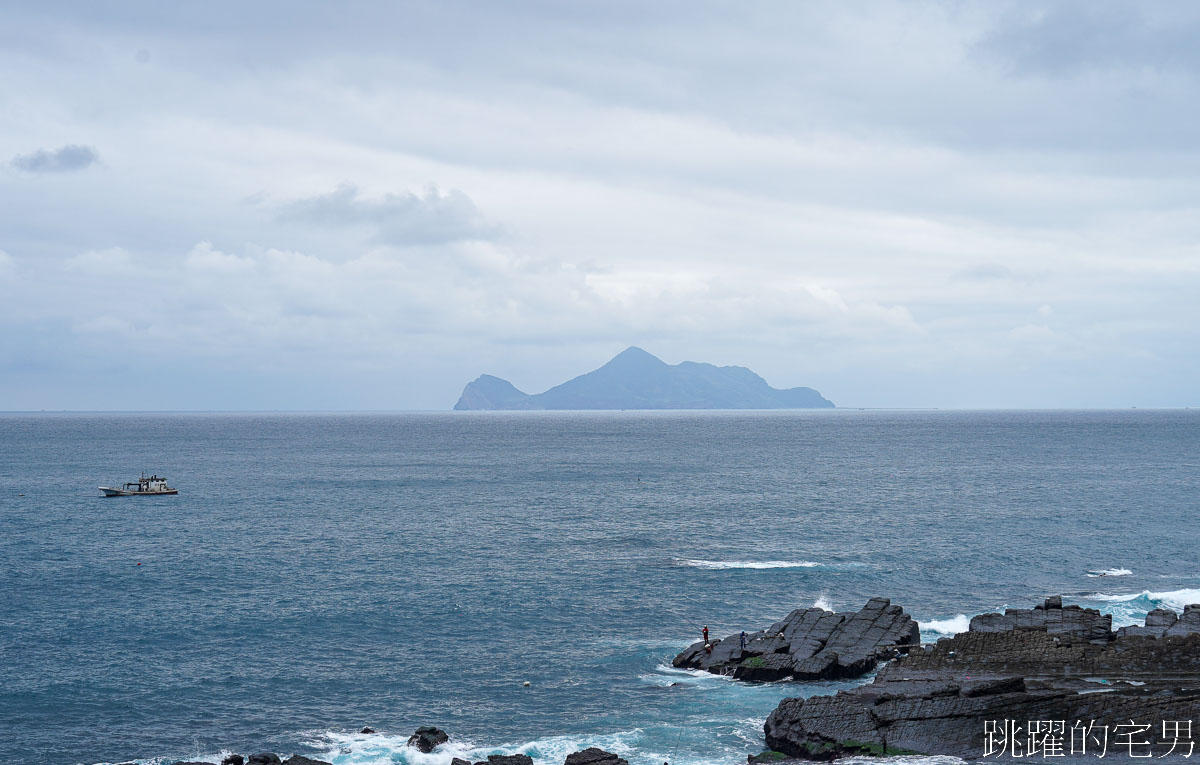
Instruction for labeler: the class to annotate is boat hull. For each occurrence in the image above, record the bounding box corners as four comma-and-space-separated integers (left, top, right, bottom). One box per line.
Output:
99, 487, 179, 497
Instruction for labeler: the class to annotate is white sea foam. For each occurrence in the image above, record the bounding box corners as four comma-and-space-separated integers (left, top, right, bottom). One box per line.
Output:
307, 728, 645, 765
1078, 588, 1200, 627
919, 614, 971, 635
675, 559, 824, 570
650, 663, 741, 683
1085, 588, 1200, 609
1086, 568, 1133, 577
812, 593, 834, 611
296, 722, 775, 765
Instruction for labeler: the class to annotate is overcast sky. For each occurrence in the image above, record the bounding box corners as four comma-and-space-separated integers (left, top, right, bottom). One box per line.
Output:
2, 1, 1198, 410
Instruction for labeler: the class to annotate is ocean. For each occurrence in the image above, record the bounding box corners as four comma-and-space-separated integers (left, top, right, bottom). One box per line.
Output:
1, 410, 1197, 765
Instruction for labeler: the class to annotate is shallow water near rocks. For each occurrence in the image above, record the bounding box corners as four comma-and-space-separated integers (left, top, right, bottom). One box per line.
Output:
1, 410, 1197, 765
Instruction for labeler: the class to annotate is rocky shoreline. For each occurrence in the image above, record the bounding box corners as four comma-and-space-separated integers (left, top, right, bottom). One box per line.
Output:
133, 597, 1200, 765
760, 597, 1200, 760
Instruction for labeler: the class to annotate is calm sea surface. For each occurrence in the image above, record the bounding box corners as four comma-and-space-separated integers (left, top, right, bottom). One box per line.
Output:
1, 410, 1197, 765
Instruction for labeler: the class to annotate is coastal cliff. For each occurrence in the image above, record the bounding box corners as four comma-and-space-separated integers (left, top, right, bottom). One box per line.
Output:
454, 347, 834, 410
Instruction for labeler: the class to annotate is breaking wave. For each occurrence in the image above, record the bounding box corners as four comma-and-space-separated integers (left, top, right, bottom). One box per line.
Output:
1078, 588, 1200, 627
95, 728, 964, 765
919, 614, 971, 636
675, 559, 825, 570
1086, 568, 1132, 578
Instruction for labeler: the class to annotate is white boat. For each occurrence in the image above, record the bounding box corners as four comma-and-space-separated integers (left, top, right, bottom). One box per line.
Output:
99, 474, 179, 496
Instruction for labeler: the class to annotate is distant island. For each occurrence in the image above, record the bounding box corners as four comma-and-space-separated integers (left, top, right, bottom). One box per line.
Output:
453, 346, 834, 410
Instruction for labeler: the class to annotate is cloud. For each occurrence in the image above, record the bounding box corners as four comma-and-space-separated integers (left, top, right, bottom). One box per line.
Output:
0, 2, 1198, 408
976, 3, 1200, 78
278, 184, 502, 246
10, 144, 99, 173
952, 262, 1039, 285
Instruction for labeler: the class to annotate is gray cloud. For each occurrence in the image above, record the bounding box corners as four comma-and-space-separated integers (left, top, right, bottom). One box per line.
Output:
0, 1, 1197, 409
278, 184, 502, 246
11, 144, 99, 173
977, 3, 1200, 78
952, 263, 1039, 285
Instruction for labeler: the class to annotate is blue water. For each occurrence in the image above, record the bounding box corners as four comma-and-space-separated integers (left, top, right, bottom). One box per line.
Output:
1, 410, 1198, 765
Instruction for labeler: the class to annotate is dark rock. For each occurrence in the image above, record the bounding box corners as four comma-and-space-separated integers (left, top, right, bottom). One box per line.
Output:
970, 602, 1112, 642
359, 726, 376, 734
248, 756, 282, 765
282, 757, 332, 765
475, 756, 534, 765
407, 726, 450, 753
452, 759, 472, 765
1147, 608, 1179, 628
673, 598, 920, 681
222, 757, 245, 765
764, 596, 1200, 759
564, 747, 630, 765
175, 762, 215, 765
1166, 604, 1200, 636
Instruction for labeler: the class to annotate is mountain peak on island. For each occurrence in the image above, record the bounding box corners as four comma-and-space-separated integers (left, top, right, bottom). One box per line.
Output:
606, 345, 664, 365
453, 348, 834, 410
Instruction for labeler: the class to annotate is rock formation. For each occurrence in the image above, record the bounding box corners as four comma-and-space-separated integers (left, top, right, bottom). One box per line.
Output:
563, 747, 630, 765
763, 597, 1200, 760
673, 598, 921, 681
408, 725, 450, 753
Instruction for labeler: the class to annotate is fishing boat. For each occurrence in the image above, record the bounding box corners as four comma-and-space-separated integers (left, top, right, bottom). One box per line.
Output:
99, 474, 179, 496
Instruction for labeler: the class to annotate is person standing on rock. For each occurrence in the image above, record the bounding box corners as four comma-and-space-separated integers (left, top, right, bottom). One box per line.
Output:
702, 625, 709, 644
740, 631, 746, 650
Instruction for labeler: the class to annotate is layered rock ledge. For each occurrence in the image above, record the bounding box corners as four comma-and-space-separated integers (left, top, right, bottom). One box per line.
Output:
673, 598, 921, 682
763, 597, 1200, 760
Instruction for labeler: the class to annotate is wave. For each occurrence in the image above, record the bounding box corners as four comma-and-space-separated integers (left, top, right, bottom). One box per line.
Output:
812, 593, 833, 611
296, 721, 779, 765
1078, 588, 1200, 627
647, 663, 741, 684
1084, 588, 1200, 608
675, 559, 824, 570
296, 728, 647, 765
1086, 568, 1132, 577
919, 614, 971, 636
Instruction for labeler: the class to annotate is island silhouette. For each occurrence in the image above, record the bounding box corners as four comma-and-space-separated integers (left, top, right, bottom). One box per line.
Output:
454, 346, 834, 410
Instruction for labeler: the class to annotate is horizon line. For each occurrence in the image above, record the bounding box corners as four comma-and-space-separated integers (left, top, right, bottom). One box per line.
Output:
0, 406, 1195, 415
